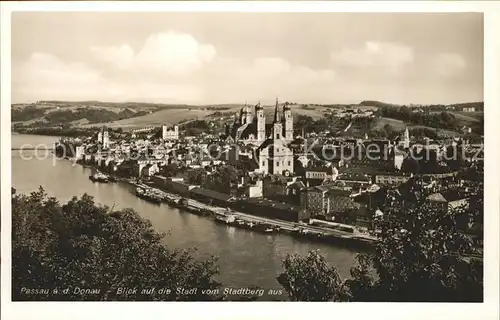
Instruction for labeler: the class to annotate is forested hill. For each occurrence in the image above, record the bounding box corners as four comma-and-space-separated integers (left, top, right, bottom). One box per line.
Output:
12, 105, 150, 125
359, 100, 397, 108
33, 101, 191, 109
359, 100, 484, 111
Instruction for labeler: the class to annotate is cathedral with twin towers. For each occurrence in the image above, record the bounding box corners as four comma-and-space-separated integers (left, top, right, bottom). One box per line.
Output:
226, 98, 295, 175
226, 98, 294, 145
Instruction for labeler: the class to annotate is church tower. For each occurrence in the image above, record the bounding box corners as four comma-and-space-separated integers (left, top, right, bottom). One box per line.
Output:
283, 102, 293, 142
245, 104, 253, 124
97, 129, 103, 144
273, 98, 283, 140
240, 106, 247, 125
102, 127, 110, 149
256, 102, 265, 141
402, 126, 410, 149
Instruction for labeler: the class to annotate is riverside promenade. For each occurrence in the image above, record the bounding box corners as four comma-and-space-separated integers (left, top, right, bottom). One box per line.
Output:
133, 180, 379, 250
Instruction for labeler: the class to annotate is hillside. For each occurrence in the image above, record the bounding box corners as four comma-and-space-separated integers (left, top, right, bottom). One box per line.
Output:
12, 104, 150, 128
12, 100, 483, 137
79, 104, 326, 130
79, 108, 216, 130
359, 100, 397, 108
29, 100, 191, 110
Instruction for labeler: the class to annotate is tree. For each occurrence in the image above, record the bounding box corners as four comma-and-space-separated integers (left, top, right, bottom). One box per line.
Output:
203, 165, 238, 195
383, 124, 395, 138
12, 187, 221, 301
277, 201, 483, 302
295, 115, 315, 129
162, 163, 179, 177
187, 168, 207, 185
357, 201, 483, 302
277, 250, 348, 301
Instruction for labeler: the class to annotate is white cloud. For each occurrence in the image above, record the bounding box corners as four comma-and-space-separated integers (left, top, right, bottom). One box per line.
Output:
204, 57, 336, 103
90, 44, 134, 70
26, 32, 476, 105
13, 30, 342, 104
12, 46, 474, 105
331, 41, 414, 71
90, 31, 216, 77
433, 53, 467, 77
123, 82, 203, 103
134, 32, 216, 76
12, 49, 339, 104
13, 52, 108, 101
26, 52, 104, 84
12, 52, 202, 103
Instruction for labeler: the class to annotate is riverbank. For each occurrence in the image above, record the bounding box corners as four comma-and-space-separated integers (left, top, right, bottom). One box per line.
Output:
86, 168, 483, 260
12, 139, 363, 295
85, 165, 378, 251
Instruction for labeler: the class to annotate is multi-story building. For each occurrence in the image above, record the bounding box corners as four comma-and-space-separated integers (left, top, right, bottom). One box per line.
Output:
426, 190, 470, 214
375, 173, 412, 186
162, 124, 179, 141
304, 165, 339, 187
300, 186, 353, 218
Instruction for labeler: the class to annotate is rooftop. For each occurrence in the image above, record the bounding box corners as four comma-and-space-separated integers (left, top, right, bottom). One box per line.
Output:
426, 189, 470, 203
238, 197, 300, 212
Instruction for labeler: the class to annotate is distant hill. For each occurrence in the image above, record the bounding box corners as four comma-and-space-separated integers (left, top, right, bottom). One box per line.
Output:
12, 104, 151, 129
449, 102, 484, 111
34, 100, 191, 110
79, 103, 327, 130
359, 100, 397, 108
79, 108, 216, 130
12, 99, 483, 135
360, 100, 483, 109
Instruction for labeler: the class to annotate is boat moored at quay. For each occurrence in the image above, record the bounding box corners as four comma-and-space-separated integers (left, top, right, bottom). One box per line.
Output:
135, 186, 163, 204
67, 157, 379, 250
89, 171, 110, 183
133, 181, 378, 250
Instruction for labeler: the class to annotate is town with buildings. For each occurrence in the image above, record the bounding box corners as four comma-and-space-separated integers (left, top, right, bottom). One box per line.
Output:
8, 8, 492, 309
54, 99, 484, 252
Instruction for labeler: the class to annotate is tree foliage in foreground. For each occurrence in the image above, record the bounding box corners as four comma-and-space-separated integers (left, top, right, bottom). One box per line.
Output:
277, 250, 348, 301
278, 201, 483, 302
12, 187, 221, 301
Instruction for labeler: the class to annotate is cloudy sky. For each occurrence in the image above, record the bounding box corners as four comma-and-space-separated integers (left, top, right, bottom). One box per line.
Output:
12, 12, 483, 105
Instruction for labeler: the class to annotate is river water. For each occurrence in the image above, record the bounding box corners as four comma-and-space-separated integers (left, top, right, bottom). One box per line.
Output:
11, 134, 359, 300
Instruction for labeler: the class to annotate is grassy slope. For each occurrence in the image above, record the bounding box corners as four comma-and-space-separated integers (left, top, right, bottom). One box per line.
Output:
79, 104, 326, 130
374, 117, 406, 130
375, 117, 460, 136
260, 106, 324, 120
451, 112, 481, 123
12, 103, 147, 127
18, 101, 481, 134
79, 108, 215, 129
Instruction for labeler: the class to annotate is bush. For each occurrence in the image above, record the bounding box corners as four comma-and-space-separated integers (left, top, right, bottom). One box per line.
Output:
12, 188, 221, 301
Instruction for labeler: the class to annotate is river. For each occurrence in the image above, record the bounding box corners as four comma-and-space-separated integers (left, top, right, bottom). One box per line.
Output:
11, 133, 359, 300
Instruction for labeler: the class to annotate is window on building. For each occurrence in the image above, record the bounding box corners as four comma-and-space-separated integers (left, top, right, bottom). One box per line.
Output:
262, 161, 265, 166
288, 161, 291, 166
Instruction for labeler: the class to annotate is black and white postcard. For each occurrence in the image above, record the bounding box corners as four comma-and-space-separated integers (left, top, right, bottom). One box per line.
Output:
1, 2, 499, 320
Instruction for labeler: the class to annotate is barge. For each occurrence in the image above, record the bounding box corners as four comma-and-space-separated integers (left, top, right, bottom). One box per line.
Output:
135, 187, 162, 204
89, 172, 109, 183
